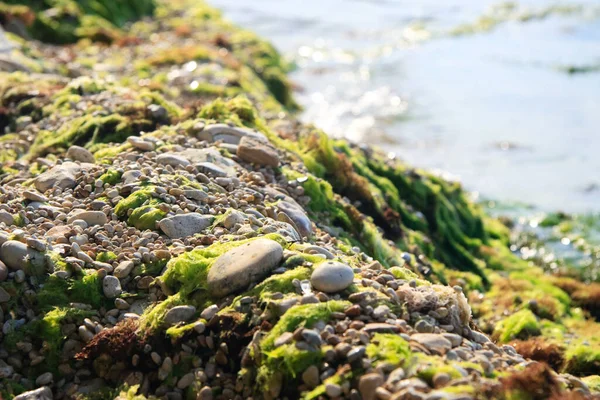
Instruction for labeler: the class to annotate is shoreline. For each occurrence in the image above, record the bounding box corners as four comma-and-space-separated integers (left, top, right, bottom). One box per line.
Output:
0, 0, 599, 399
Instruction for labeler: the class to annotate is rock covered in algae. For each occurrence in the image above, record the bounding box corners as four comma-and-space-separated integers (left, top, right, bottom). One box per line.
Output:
0, 0, 598, 399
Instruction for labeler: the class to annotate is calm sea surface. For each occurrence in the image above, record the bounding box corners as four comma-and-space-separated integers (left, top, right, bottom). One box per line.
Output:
212, 0, 600, 212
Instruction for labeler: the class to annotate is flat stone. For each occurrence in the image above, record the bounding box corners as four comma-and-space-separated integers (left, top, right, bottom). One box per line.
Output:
122, 170, 142, 184
442, 333, 463, 348
310, 261, 354, 293
0, 240, 46, 274
67, 211, 107, 226
34, 162, 81, 193
164, 305, 196, 326
23, 190, 48, 202
35, 372, 53, 386
302, 365, 320, 388
363, 323, 401, 334
274, 332, 294, 348
102, 275, 122, 298
67, 145, 95, 163
207, 239, 284, 297
127, 136, 155, 151
359, 373, 384, 400
178, 147, 238, 176
236, 136, 279, 167
159, 213, 214, 239
46, 225, 72, 241
411, 333, 452, 355
156, 153, 190, 168
222, 210, 245, 229
200, 304, 219, 320
13, 387, 53, 400
0, 261, 7, 281
198, 123, 266, 145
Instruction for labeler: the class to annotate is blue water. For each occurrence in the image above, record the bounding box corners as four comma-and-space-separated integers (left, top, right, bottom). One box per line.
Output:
212, 0, 600, 212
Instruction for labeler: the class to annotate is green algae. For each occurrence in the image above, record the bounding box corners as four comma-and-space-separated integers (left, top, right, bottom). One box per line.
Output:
127, 205, 166, 230
366, 333, 412, 366
96, 251, 117, 263
565, 345, 600, 376
114, 187, 156, 218
99, 169, 122, 185
493, 309, 541, 343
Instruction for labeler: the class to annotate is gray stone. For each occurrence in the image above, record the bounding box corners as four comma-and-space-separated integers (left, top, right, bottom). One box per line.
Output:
276, 201, 312, 238
470, 330, 490, 344
310, 261, 354, 293
67, 146, 95, 163
34, 162, 92, 193
222, 210, 245, 229
127, 136, 155, 151
178, 147, 238, 176
0, 261, 7, 281
302, 365, 320, 388
67, 211, 107, 226
200, 304, 219, 320
102, 275, 122, 298
198, 123, 265, 145
23, 190, 48, 202
164, 305, 196, 326
359, 373, 384, 400
13, 387, 53, 400
35, 372, 53, 386
415, 319, 434, 333
207, 239, 283, 297
156, 153, 190, 168
122, 170, 142, 184
159, 213, 214, 239
114, 260, 135, 278
196, 162, 228, 177
442, 333, 463, 348
236, 136, 279, 167
0, 240, 46, 273
0, 210, 14, 226
411, 333, 452, 355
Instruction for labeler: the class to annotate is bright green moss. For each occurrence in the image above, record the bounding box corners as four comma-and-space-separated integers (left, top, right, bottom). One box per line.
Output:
114, 187, 156, 218
127, 206, 166, 230
262, 342, 324, 379
96, 251, 117, 263
582, 375, 600, 392
262, 301, 349, 352
565, 345, 600, 376
243, 266, 311, 302
366, 333, 412, 366
494, 309, 541, 343
165, 320, 203, 340
70, 272, 108, 308
99, 169, 122, 185
439, 385, 476, 395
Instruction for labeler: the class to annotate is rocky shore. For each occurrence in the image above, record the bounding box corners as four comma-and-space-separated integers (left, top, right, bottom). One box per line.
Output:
0, 0, 599, 399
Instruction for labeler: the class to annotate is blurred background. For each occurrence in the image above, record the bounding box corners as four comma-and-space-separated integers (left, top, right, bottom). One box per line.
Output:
212, 0, 600, 212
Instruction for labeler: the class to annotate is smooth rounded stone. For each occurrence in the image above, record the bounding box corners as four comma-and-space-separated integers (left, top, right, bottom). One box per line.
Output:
34, 162, 89, 193
102, 275, 122, 298
23, 190, 48, 202
159, 213, 214, 239
36, 372, 53, 386
114, 260, 135, 278
0, 210, 14, 226
127, 136, 155, 151
207, 239, 284, 297
274, 332, 294, 348
325, 383, 342, 398
303, 245, 334, 259
236, 136, 279, 167
415, 319, 434, 333
164, 305, 196, 326
67, 211, 107, 226
277, 201, 313, 237
183, 189, 208, 201
310, 261, 354, 293
359, 373, 384, 400
177, 372, 195, 389
196, 162, 229, 178
442, 333, 463, 348
0, 261, 7, 281
222, 210, 245, 229
156, 153, 191, 168
302, 365, 320, 388
200, 304, 219, 320
0, 240, 46, 273
411, 333, 452, 355
67, 145, 95, 163
46, 225, 72, 241
470, 330, 490, 344
13, 386, 53, 400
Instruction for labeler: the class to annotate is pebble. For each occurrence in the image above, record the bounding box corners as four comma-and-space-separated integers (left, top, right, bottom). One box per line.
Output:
310, 261, 354, 293
114, 260, 135, 278
23, 190, 48, 202
157, 153, 191, 168
102, 275, 122, 298
67, 145, 95, 163
236, 136, 279, 167
302, 365, 320, 388
159, 213, 214, 239
277, 201, 313, 237
359, 373, 384, 400
325, 383, 342, 398
0, 261, 7, 281
274, 332, 294, 348
207, 239, 283, 297
415, 319, 434, 333
67, 211, 107, 226
36, 372, 53, 386
200, 304, 219, 320
411, 333, 452, 355
0, 287, 10, 303
164, 305, 196, 326
128, 136, 155, 151
0, 210, 14, 226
